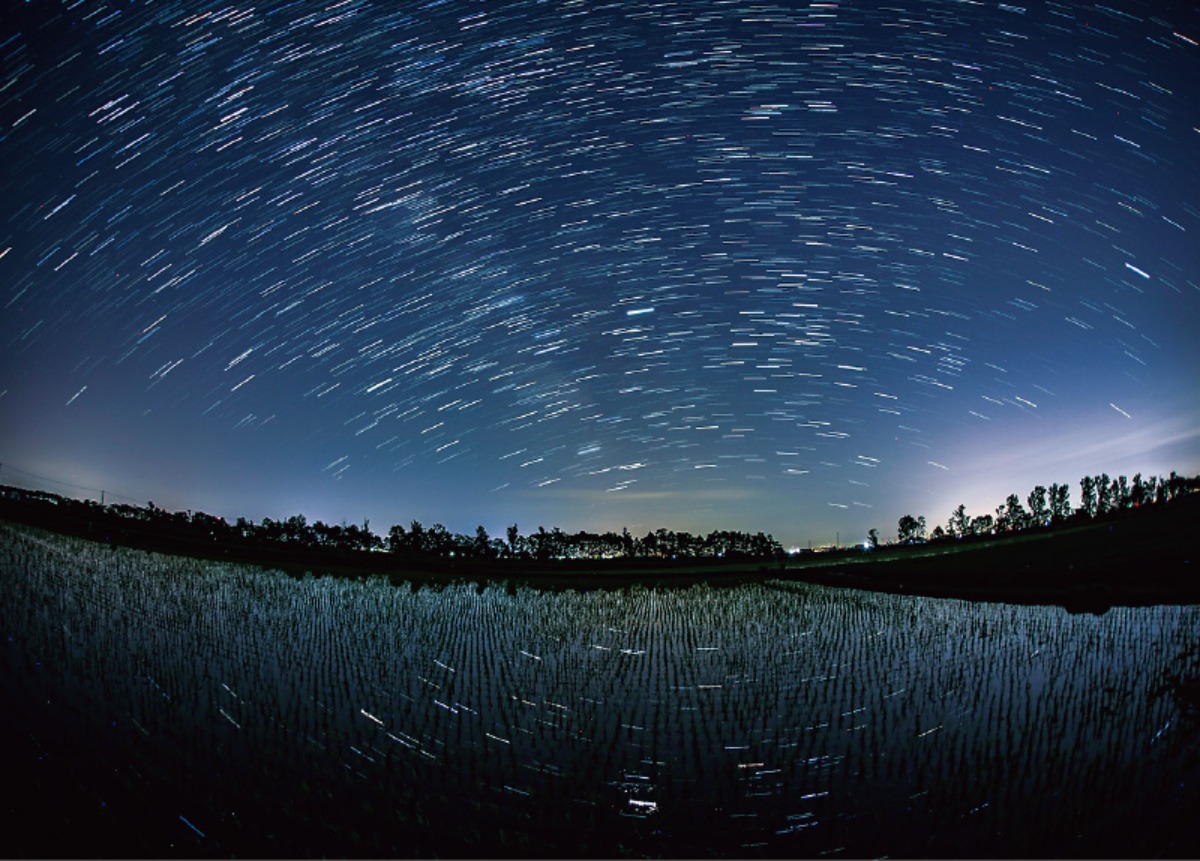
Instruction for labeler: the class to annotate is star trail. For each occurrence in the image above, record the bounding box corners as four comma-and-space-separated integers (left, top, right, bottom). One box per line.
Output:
1, 0, 1197, 546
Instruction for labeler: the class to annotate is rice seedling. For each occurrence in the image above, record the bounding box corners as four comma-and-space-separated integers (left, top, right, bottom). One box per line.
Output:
1, 521, 1197, 857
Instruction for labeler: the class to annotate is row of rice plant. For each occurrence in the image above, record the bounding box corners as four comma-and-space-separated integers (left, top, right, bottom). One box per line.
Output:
2, 522, 1197, 857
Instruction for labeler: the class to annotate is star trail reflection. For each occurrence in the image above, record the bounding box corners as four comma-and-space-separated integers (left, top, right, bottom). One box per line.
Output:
2, 526, 1198, 856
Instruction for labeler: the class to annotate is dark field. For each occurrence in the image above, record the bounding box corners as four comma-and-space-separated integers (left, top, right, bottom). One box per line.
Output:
2, 520, 1199, 858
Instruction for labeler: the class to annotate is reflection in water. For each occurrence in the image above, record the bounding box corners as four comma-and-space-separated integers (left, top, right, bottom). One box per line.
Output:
1, 524, 1198, 857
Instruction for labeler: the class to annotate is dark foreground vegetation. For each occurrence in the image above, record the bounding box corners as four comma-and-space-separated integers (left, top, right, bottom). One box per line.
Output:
0, 482, 784, 582
1, 470, 1197, 610
799, 491, 1200, 612
2, 524, 1197, 858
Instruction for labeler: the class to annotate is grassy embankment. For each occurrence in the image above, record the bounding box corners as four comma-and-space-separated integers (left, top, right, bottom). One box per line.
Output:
1, 492, 1196, 610
786, 493, 1198, 611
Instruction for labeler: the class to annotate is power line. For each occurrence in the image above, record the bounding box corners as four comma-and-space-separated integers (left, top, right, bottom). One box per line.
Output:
0, 462, 144, 506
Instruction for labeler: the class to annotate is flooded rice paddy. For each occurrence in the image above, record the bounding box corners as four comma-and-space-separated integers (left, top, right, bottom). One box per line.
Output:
2, 523, 1198, 857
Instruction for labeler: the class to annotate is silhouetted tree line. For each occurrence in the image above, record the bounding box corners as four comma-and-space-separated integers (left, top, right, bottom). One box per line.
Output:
0, 484, 782, 566
4, 468, 1194, 568
894, 471, 1198, 545
384, 521, 781, 562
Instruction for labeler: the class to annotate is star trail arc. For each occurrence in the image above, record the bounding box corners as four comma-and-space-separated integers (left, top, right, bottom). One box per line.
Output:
1, 0, 1197, 544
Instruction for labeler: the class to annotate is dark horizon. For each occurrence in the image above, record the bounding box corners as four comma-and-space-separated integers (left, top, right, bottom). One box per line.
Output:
4, 461, 1194, 564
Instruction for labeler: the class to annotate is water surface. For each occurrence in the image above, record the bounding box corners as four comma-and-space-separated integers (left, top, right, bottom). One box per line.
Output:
2, 525, 1197, 856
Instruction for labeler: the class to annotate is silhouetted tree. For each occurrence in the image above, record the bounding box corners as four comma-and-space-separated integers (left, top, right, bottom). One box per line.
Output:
342, 522, 363, 552
706, 529, 729, 557
1080, 476, 1098, 518
867, 528, 880, 549
13, 463, 1195, 574
897, 514, 926, 543
529, 526, 550, 562
750, 532, 782, 557
677, 530, 704, 557
1116, 475, 1131, 510
1027, 486, 1049, 527
1095, 473, 1112, 514
1130, 473, 1147, 507
995, 494, 1027, 533
621, 527, 636, 558
427, 523, 451, 556
408, 520, 426, 554
654, 527, 679, 558
473, 525, 492, 559
283, 514, 307, 544
260, 517, 285, 543
1049, 482, 1071, 522
387, 523, 407, 554
601, 531, 625, 558
948, 504, 970, 538
550, 527, 568, 559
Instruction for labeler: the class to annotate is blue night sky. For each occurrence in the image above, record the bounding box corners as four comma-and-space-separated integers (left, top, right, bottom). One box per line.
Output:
2, 0, 1197, 548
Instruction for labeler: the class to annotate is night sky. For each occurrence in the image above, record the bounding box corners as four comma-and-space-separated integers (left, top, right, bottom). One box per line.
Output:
2, 0, 1197, 548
